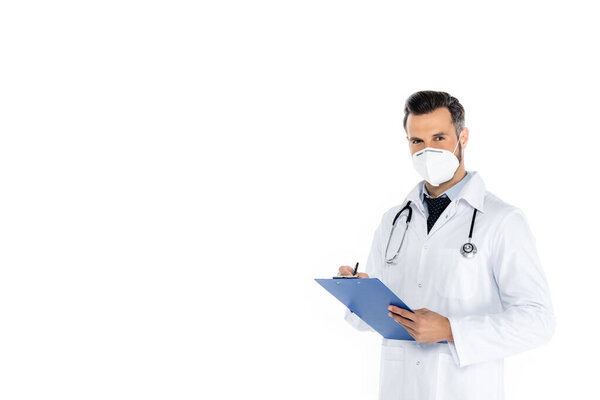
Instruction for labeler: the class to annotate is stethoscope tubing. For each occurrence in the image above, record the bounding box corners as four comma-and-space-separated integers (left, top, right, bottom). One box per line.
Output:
385, 200, 478, 263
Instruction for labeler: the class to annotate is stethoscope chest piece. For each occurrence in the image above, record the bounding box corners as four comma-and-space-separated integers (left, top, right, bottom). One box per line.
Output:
459, 208, 479, 258
460, 242, 477, 258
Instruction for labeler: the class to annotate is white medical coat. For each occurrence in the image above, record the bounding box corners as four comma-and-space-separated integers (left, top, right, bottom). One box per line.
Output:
344, 171, 555, 400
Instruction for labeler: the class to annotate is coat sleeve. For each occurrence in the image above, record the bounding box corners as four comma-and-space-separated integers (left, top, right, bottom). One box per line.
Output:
343, 211, 388, 332
447, 208, 555, 367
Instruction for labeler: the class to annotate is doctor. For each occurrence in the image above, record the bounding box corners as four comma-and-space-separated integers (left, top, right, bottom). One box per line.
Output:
338, 90, 555, 400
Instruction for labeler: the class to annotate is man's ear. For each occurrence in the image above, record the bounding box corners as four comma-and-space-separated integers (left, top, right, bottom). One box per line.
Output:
460, 127, 469, 148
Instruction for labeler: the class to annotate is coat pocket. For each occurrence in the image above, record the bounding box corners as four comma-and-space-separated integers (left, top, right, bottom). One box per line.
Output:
379, 344, 405, 400
435, 353, 502, 400
435, 353, 461, 400
433, 248, 481, 300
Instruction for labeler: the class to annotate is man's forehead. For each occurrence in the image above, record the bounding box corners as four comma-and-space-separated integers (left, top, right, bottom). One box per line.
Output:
406, 107, 454, 135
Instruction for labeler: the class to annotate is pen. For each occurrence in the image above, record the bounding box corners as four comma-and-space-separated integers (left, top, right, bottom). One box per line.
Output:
353, 262, 359, 276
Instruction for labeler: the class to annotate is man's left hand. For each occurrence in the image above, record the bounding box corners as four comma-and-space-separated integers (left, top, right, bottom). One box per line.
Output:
387, 306, 454, 343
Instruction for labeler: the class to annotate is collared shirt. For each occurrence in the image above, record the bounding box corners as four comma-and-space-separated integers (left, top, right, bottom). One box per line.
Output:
420, 171, 473, 219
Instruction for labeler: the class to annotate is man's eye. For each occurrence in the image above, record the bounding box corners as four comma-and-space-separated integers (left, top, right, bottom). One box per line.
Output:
435, 137, 444, 141
412, 139, 422, 144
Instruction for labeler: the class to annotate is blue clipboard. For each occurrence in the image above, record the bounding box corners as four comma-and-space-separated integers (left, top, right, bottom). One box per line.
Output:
315, 278, 414, 340
316, 278, 447, 343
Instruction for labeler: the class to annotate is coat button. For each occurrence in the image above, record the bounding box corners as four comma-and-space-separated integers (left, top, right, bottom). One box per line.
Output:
418, 283, 422, 288
416, 360, 421, 366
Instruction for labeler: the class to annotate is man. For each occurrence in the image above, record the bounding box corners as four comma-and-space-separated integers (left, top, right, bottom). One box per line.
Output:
338, 91, 555, 400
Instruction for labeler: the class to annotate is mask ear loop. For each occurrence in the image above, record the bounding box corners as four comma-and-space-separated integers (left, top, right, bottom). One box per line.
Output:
453, 129, 465, 160
453, 130, 463, 154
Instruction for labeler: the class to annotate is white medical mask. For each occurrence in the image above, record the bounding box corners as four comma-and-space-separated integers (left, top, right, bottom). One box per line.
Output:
411, 134, 462, 186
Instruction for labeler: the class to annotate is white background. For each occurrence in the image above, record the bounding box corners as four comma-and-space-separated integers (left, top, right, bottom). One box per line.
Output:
0, 1, 597, 399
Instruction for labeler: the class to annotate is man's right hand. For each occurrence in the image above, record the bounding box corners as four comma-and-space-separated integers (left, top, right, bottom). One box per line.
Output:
337, 265, 370, 279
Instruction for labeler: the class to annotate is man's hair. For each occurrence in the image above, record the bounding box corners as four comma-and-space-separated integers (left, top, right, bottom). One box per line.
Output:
402, 90, 465, 138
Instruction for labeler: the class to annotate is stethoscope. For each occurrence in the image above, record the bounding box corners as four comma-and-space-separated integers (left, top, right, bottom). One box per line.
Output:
384, 200, 479, 264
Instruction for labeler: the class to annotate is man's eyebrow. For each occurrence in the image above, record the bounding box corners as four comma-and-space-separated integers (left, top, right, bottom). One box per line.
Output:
408, 132, 449, 141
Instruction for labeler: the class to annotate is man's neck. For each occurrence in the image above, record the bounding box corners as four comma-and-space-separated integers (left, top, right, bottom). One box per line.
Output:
424, 166, 467, 198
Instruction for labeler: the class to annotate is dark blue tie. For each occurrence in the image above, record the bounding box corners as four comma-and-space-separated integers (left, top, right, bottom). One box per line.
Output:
424, 195, 452, 233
